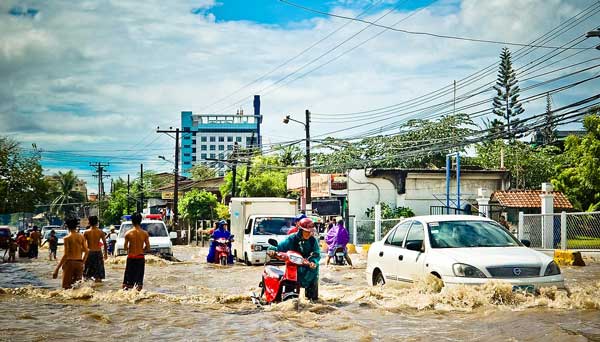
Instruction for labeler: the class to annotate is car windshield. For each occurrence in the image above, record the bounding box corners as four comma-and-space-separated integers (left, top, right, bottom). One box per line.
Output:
118, 222, 168, 237
50, 231, 69, 239
253, 217, 294, 235
428, 220, 521, 248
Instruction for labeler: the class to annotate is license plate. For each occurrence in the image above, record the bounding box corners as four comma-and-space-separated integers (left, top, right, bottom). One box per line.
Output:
336, 253, 344, 256
512, 285, 535, 293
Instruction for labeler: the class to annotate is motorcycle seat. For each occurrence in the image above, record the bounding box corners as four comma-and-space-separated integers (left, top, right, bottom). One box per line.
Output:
265, 266, 285, 279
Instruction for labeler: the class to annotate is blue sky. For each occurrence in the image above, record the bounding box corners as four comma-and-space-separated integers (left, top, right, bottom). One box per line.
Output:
1, 0, 598, 194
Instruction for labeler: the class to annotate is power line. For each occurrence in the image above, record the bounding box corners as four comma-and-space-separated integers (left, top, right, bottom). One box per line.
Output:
279, 0, 597, 50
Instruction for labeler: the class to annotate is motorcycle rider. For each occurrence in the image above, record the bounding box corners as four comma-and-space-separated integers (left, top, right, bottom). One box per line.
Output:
267, 218, 321, 301
325, 219, 353, 266
206, 220, 234, 264
285, 213, 307, 235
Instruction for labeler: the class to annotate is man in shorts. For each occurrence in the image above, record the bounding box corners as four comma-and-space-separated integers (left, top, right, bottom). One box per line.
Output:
122, 212, 149, 291
53, 217, 88, 289
83, 216, 108, 282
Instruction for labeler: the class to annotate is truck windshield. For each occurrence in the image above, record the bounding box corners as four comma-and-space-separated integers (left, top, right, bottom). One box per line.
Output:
119, 223, 168, 238
253, 217, 294, 235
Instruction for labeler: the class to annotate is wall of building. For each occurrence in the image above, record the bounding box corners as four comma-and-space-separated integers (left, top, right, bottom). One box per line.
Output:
399, 172, 507, 215
347, 169, 398, 220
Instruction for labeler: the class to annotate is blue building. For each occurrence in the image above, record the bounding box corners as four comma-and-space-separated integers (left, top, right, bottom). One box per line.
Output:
181, 95, 262, 176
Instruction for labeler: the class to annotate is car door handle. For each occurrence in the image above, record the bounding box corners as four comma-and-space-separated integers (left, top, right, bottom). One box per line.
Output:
398, 255, 403, 261
379, 251, 383, 257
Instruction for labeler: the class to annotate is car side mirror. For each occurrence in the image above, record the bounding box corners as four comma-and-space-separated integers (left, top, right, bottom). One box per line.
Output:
169, 232, 177, 239
268, 238, 278, 247
521, 239, 531, 247
405, 240, 423, 252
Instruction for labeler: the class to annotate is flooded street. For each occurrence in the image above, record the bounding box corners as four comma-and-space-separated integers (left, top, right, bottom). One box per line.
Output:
1, 246, 600, 341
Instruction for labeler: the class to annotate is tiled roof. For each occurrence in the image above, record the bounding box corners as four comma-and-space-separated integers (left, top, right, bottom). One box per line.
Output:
491, 190, 573, 209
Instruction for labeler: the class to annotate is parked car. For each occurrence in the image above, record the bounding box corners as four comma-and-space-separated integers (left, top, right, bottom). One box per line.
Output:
366, 215, 564, 291
43, 229, 69, 245
41, 225, 62, 237
115, 219, 176, 257
0, 226, 12, 249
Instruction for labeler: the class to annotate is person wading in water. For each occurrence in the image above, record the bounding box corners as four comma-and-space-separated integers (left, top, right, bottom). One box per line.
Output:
53, 217, 88, 289
122, 212, 149, 291
83, 216, 108, 282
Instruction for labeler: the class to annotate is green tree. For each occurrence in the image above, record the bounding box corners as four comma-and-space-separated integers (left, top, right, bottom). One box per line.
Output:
473, 140, 561, 189
241, 170, 288, 197
178, 189, 219, 222
50, 170, 85, 218
275, 144, 304, 166
314, 114, 477, 172
539, 93, 557, 145
102, 188, 129, 224
216, 203, 230, 220
492, 47, 525, 140
0, 137, 50, 214
552, 113, 600, 211
189, 164, 217, 181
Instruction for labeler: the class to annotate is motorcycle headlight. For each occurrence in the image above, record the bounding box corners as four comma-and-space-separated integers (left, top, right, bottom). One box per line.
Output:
289, 254, 304, 265
544, 261, 561, 276
452, 263, 487, 278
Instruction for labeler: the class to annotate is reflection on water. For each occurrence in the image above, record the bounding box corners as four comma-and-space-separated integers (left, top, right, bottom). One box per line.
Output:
1, 246, 599, 341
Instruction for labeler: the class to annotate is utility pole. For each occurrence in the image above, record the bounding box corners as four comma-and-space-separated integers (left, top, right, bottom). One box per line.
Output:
231, 142, 239, 198
156, 127, 181, 231
139, 164, 144, 213
453, 80, 456, 116
90, 162, 110, 226
127, 174, 131, 214
305, 109, 312, 209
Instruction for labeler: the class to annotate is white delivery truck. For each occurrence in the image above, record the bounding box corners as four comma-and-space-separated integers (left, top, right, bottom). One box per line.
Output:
230, 197, 298, 265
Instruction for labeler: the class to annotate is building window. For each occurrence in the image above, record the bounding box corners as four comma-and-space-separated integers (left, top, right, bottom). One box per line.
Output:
184, 145, 190, 148
227, 136, 233, 142
192, 132, 196, 136
201, 136, 207, 142
201, 153, 207, 159
209, 136, 216, 142
192, 148, 196, 153
184, 153, 190, 157
192, 156, 196, 161
201, 145, 207, 151
246, 137, 253, 145
184, 161, 191, 165
210, 145, 216, 151
192, 139, 196, 144
218, 145, 224, 151
209, 153, 216, 159
218, 136, 225, 142
184, 127, 190, 132
227, 145, 233, 150
219, 153, 224, 159
236, 136, 242, 142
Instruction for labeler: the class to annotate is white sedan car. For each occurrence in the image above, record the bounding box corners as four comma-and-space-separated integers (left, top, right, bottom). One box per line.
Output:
366, 215, 564, 291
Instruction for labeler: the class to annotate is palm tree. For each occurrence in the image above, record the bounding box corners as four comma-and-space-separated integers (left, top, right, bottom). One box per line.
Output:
277, 145, 303, 166
50, 170, 84, 218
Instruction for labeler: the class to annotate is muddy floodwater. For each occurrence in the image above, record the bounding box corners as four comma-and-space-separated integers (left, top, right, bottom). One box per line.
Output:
1, 245, 599, 341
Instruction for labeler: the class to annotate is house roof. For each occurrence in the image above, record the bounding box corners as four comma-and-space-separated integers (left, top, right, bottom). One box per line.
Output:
491, 190, 573, 209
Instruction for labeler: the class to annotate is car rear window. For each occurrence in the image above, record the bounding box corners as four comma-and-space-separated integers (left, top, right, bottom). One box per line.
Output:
119, 223, 168, 237
0, 229, 10, 237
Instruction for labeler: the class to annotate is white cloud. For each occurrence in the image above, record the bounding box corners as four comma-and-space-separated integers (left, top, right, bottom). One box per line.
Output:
0, 0, 598, 192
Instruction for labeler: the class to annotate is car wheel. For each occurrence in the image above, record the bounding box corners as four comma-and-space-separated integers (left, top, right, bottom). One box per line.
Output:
244, 252, 251, 266
373, 270, 385, 286
234, 249, 238, 261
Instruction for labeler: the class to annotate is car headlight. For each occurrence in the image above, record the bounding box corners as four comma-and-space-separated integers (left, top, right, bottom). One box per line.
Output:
452, 263, 487, 278
253, 244, 263, 252
544, 261, 561, 276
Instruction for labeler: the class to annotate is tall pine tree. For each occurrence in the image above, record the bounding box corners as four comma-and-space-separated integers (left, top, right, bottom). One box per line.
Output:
492, 47, 524, 140
540, 93, 556, 145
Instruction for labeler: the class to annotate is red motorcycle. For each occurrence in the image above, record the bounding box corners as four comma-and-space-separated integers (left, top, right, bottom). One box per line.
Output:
213, 237, 232, 265
252, 239, 317, 305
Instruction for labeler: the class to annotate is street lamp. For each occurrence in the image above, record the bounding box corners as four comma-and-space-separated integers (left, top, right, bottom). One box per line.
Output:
283, 110, 312, 211
158, 155, 174, 165
587, 29, 600, 50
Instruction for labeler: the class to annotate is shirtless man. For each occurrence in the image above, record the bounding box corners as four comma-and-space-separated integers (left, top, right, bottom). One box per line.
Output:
122, 212, 150, 291
29, 226, 41, 259
83, 216, 108, 282
53, 217, 88, 289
